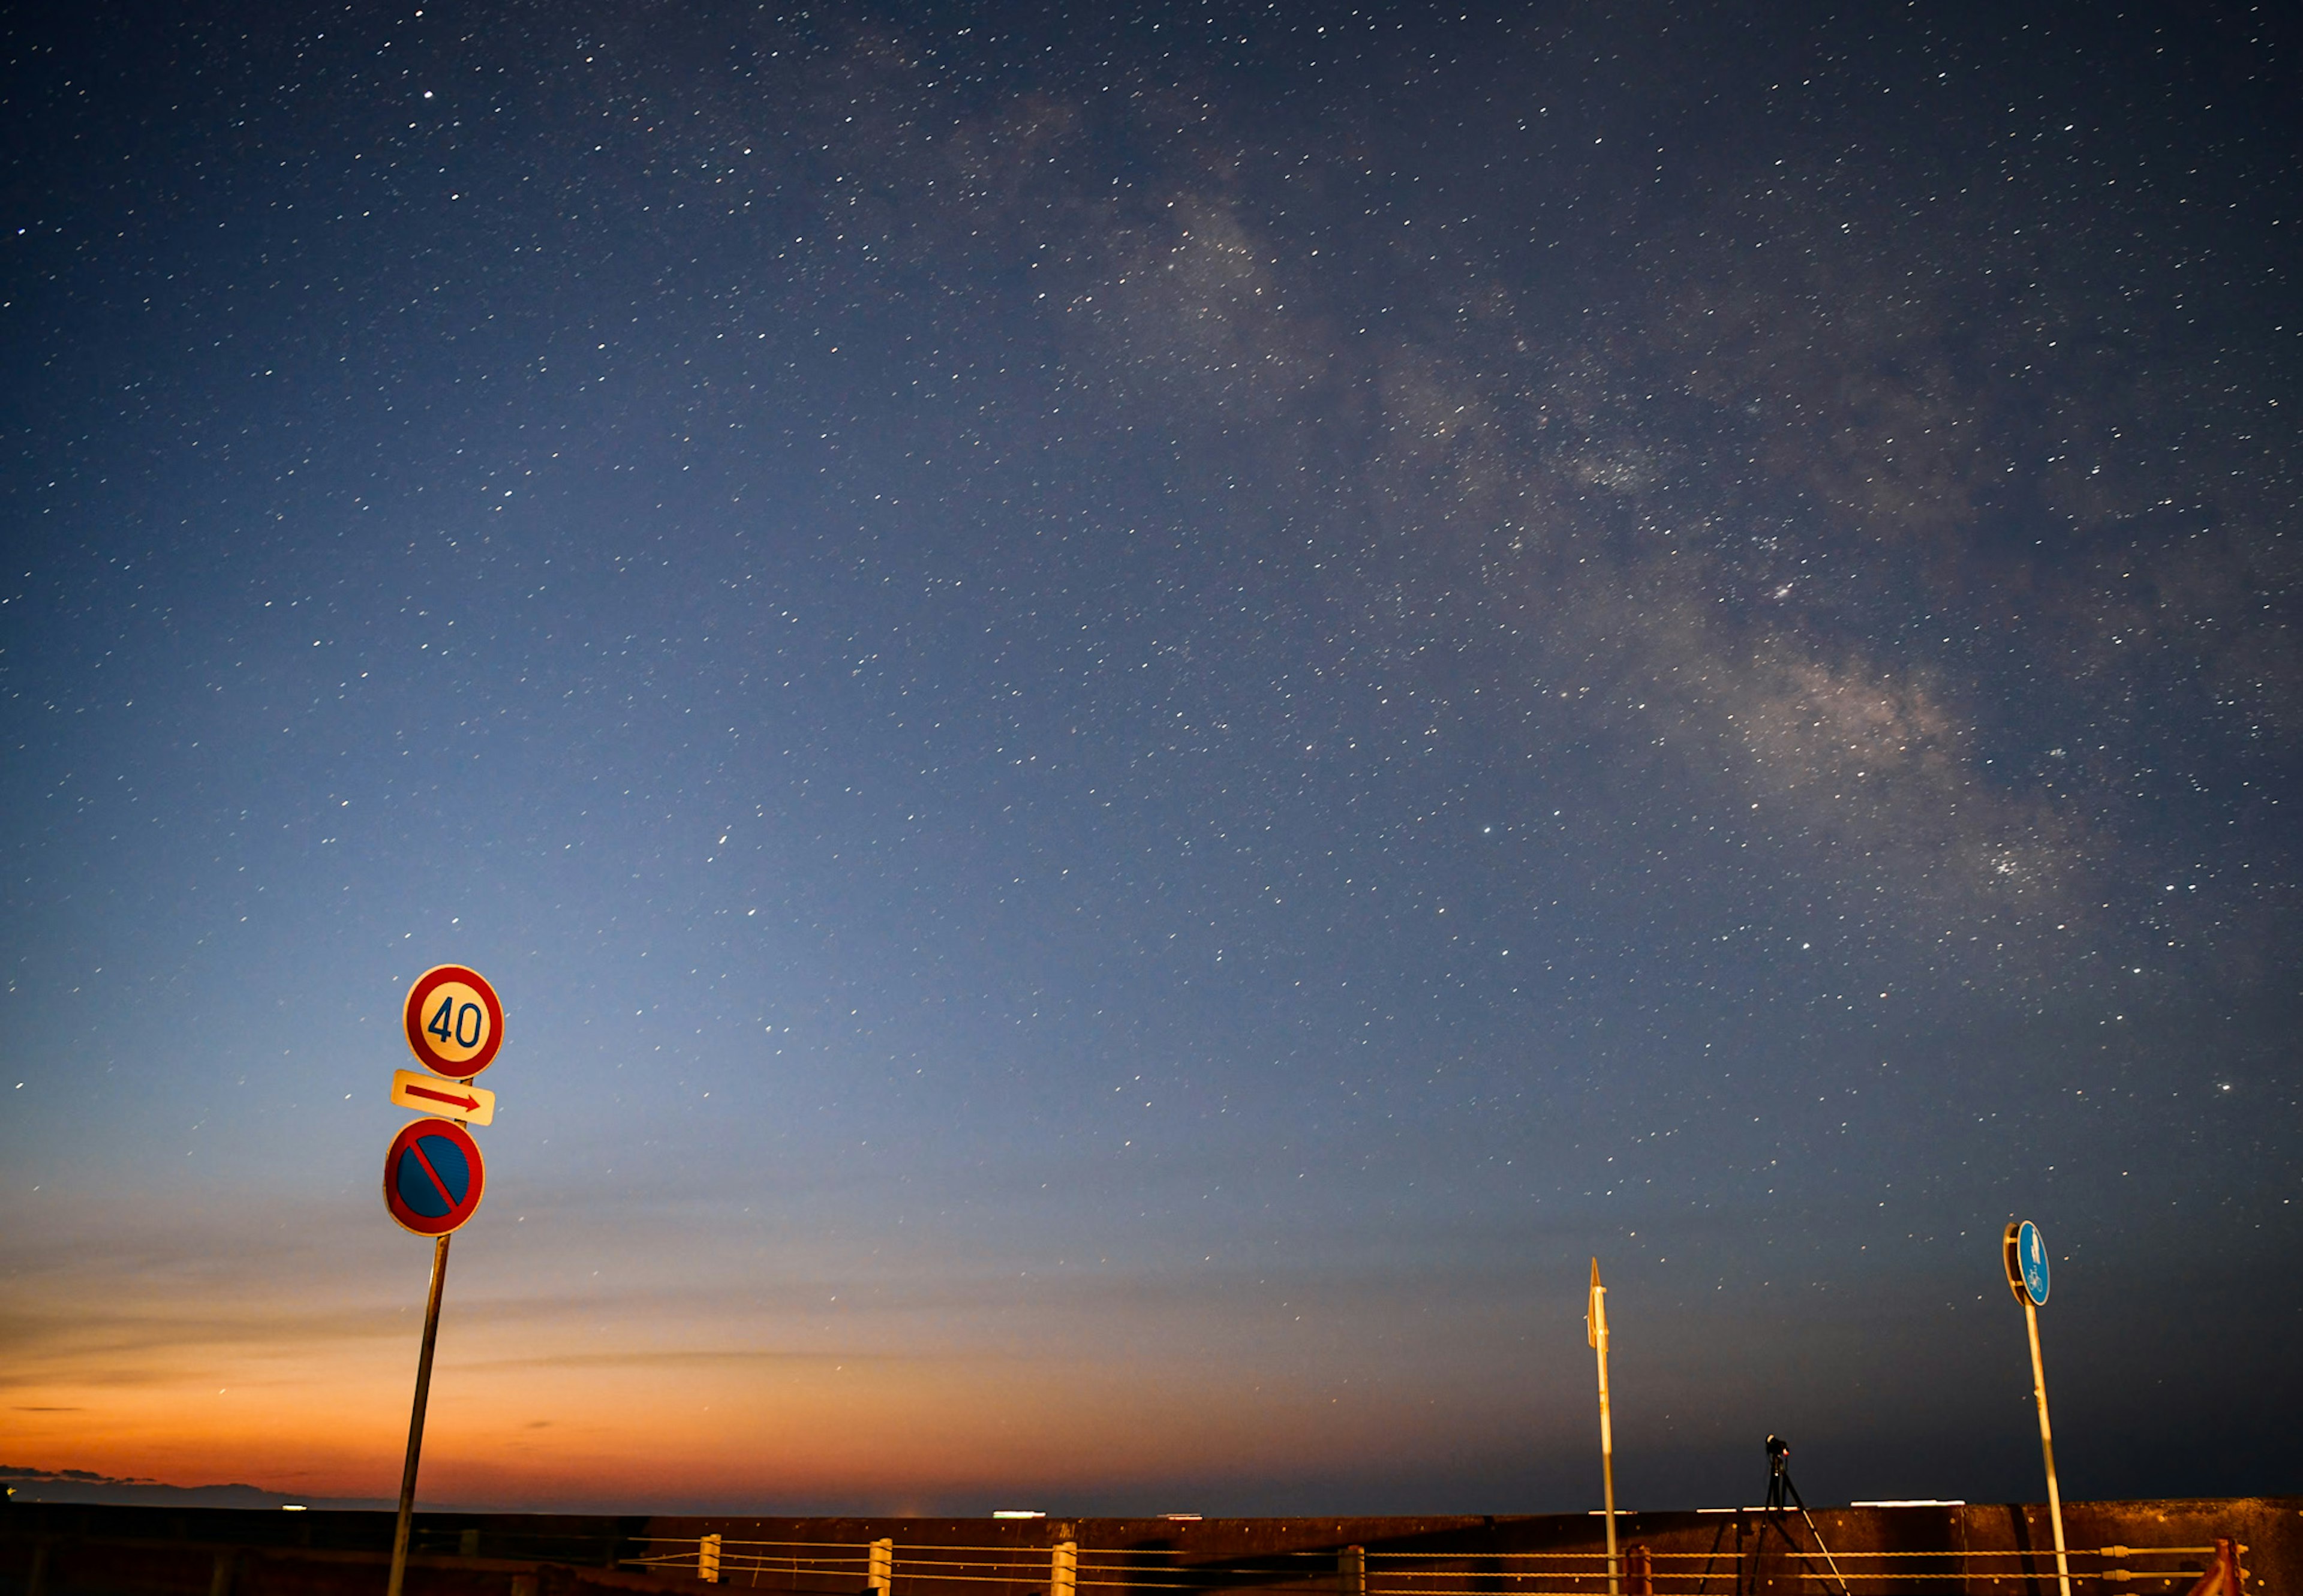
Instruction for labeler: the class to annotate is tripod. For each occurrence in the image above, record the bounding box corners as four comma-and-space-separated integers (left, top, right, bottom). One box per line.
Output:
1760, 1437, 1850, 1596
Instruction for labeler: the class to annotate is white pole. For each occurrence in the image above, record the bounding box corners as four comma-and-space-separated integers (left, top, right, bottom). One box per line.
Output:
2022, 1298, 2072, 1596
1589, 1258, 1619, 1596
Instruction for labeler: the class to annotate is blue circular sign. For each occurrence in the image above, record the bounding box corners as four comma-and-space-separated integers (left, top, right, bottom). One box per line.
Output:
2016, 1219, 2049, 1306
383, 1118, 486, 1236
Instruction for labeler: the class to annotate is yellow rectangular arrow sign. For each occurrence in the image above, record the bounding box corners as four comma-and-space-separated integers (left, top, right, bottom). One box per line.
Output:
390, 1068, 495, 1126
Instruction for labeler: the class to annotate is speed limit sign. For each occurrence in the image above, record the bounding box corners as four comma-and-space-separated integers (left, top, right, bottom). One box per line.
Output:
402, 964, 504, 1078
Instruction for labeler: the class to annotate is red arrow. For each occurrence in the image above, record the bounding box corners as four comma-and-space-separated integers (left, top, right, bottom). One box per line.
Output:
405, 1081, 480, 1113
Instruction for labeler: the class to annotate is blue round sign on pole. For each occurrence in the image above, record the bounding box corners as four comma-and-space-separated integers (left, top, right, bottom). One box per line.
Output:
383, 1118, 486, 1236
2016, 1219, 2049, 1306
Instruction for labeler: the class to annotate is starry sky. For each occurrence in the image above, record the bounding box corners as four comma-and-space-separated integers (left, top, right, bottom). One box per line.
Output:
4, 0, 2299, 1517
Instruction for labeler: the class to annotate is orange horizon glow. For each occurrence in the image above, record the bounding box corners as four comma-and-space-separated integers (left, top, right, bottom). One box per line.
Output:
8, 1190, 1599, 1511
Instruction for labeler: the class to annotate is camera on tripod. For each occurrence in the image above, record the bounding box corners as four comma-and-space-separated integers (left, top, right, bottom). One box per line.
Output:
1765, 1435, 1793, 1505
1757, 1435, 1849, 1595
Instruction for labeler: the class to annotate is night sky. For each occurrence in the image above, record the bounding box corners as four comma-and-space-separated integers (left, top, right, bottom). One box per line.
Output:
5, 0, 2299, 1516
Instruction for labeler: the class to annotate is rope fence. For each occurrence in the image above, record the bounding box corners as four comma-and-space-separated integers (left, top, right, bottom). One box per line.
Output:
623, 1535, 2249, 1596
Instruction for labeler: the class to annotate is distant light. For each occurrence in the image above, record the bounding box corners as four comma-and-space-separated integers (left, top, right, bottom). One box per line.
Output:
1160, 1514, 1202, 1522
282, 1505, 308, 1512
991, 1510, 1045, 1520
1851, 1500, 1966, 1508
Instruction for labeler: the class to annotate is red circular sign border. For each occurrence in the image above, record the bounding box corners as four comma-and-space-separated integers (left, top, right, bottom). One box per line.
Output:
402, 964, 504, 1078
383, 1117, 487, 1237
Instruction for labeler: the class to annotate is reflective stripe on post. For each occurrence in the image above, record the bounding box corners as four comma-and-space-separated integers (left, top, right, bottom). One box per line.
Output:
1339, 1546, 1367, 1596
868, 1538, 894, 1595
1052, 1542, 1078, 1596
698, 1535, 721, 1584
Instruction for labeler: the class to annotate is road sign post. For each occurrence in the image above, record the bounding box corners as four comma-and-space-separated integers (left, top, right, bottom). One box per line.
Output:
2003, 1221, 2071, 1596
1587, 1258, 1619, 1596
384, 1233, 451, 1596
383, 966, 503, 1596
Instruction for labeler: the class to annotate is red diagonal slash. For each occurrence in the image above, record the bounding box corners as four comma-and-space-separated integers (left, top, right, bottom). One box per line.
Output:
405, 1137, 458, 1209
404, 1081, 480, 1113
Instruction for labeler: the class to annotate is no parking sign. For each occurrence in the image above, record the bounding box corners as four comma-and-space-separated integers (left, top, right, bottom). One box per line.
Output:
382, 1117, 486, 1236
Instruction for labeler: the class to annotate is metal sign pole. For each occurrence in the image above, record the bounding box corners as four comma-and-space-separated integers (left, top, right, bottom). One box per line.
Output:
2003, 1222, 2072, 1596
1588, 1259, 1619, 1596
2022, 1296, 2072, 1596
386, 1233, 452, 1596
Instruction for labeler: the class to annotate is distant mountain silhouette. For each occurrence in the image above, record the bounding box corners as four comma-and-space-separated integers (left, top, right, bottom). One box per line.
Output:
2, 1466, 387, 1510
